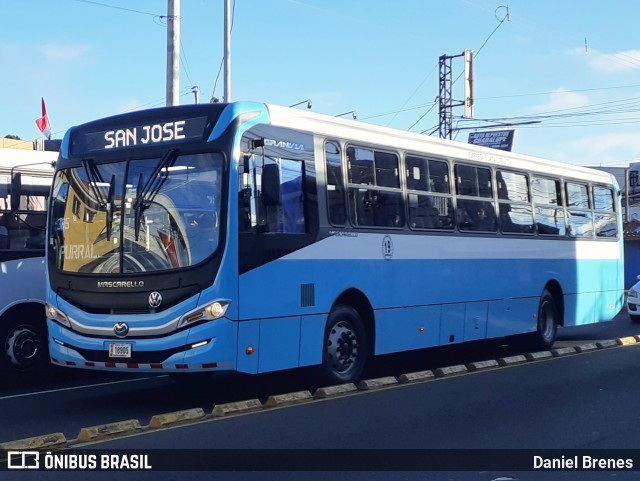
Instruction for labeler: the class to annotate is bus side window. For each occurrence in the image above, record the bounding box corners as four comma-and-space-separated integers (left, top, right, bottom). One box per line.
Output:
565, 182, 593, 238
593, 185, 617, 238
406, 156, 453, 230
454, 164, 497, 232
259, 159, 305, 234
497, 170, 534, 234
0, 214, 8, 249
325, 141, 346, 226
531, 177, 565, 236
347, 146, 404, 228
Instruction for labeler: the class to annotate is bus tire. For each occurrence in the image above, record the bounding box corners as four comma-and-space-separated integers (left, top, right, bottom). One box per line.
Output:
508, 289, 558, 351
1, 316, 49, 371
320, 305, 368, 385
535, 289, 558, 349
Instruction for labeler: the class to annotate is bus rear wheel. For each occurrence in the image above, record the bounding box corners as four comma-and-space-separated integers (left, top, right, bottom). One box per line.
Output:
508, 289, 558, 351
534, 289, 558, 350
320, 305, 368, 386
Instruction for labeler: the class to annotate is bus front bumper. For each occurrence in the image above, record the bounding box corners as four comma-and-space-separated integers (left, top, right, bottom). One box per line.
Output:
47, 318, 237, 372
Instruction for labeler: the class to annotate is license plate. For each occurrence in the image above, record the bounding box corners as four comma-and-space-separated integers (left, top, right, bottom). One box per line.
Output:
108, 343, 132, 359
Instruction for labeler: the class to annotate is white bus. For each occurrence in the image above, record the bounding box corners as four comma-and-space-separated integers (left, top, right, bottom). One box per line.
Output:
0, 148, 55, 373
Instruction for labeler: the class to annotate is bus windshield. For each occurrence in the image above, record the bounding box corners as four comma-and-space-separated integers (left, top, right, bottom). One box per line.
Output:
48, 151, 223, 274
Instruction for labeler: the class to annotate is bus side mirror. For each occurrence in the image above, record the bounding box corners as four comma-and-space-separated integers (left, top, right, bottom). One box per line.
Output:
261, 164, 281, 206
10, 172, 21, 211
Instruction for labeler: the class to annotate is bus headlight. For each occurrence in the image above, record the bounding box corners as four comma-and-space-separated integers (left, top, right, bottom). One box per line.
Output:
178, 300, 230, 328
46, 303, 71, 328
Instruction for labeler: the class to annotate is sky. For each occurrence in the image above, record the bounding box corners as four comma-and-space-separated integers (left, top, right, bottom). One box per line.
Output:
2, 0, 640, 168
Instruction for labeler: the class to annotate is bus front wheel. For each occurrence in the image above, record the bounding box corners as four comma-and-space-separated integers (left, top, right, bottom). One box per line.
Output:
1, 317, 49, 371
320, 305, 368, 385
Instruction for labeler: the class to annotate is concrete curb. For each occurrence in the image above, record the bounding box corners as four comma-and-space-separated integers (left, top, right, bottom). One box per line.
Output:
497, 355, 527, 366
314, 383, 358, 398
616, 336, 638, 346
574, 343, 598, 353
265, 390, 313, 407
434, 364, 468, 377
398, 370, 435, 384
467, 360, 499, 372
149, 408, 206, 428
212, 399, 263, 417
77, 420, 142, 442
358, 376, 398, 390
0, 432, 67, 451
551, 346, 577, 357
525, 351, 553, 361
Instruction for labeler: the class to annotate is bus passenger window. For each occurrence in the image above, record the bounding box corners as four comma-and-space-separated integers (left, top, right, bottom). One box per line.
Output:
565, 182, 593, 238
347, 145, 403, 228
593, 186, 617, 238
497, 171, 534, 234
454, 164, 496, 232
457, 199, 497, 232
532, 177, 566, 236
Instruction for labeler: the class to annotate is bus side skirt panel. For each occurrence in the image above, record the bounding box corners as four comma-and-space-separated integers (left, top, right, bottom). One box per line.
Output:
374, 305, 441, 355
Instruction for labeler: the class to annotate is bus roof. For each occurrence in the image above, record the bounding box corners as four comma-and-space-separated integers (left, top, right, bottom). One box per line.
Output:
264, 103, 615, 186
0, 148, 57, 177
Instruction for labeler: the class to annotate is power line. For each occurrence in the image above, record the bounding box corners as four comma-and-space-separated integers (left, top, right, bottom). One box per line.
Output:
407, 5, 509, 133
71, 0, 162, 17
478, 83, 640, 101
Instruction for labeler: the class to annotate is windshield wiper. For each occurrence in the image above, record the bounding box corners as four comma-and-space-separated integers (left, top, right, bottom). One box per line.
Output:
133, 149, 178, 241
81, 158, 107, 207
105, 174, 116, 240
82, 159, 117, 240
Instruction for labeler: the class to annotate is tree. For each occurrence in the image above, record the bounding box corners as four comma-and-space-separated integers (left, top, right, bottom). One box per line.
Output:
4, 135, 21, 140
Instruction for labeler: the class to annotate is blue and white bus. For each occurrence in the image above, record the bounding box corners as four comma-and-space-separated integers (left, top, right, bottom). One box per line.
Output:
0, 148, 55, 373
45, 102, 623, 384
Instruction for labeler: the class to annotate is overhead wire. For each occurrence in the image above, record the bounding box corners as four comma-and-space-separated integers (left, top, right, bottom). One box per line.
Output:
71, 0, 160, 17
70, 0, 198, 107
406, 5, 510, 133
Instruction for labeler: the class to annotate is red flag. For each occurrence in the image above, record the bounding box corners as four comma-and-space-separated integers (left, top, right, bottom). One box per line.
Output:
35, 98, 51, 140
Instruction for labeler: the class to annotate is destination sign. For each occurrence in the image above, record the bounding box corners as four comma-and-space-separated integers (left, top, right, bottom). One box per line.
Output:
72, 116, 209, 155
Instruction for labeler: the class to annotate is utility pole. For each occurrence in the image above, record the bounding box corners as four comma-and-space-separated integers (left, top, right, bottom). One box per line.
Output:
166, 0, 180, 106
223, 0, 232, 102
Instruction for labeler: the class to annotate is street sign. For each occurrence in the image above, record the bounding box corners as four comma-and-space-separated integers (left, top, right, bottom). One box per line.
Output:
468, 130, 514, 151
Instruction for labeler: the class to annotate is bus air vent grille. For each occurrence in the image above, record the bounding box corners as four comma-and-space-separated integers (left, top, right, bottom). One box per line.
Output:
300, 283, 315, 307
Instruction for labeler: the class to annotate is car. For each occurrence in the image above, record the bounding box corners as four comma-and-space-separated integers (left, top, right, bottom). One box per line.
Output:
627, 276, 640, 323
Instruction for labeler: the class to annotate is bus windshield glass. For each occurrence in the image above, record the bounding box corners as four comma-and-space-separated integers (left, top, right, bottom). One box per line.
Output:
48, 152, 223, 273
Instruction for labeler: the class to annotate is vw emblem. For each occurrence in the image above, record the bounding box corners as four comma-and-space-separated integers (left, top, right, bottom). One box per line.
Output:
113, 322, 129, 338
149, 291, 163, 309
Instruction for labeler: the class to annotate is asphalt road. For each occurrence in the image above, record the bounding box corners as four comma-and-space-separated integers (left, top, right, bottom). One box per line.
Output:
2, 310, 640, 481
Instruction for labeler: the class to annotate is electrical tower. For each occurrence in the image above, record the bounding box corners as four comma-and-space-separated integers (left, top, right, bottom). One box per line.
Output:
438, 50, 474, 139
